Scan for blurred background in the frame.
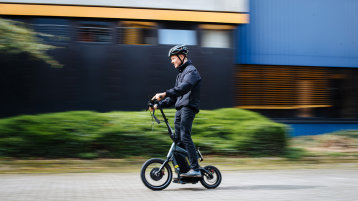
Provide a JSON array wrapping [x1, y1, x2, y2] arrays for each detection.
[[0, 0, 357, 138]]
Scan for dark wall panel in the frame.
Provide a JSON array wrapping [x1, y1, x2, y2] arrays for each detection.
[[0, 44, 235, 117]]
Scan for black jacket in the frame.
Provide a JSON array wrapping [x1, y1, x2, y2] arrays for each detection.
[[160, 60, 201, 113]]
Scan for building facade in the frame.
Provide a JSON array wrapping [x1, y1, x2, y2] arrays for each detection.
[[0, 0, 248, 116], [236, 0, 358, 135], [2, 0, 357, 136]]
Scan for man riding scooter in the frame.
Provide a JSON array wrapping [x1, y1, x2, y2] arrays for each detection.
[[150, 45, 202, 177]]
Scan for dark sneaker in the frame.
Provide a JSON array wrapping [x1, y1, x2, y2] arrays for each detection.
[[181, 169, 201, 177]]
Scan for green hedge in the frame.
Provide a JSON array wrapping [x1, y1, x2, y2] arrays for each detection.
[[0, 108, 288, 158]]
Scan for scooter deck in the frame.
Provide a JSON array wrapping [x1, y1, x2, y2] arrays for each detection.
[[173, 176, 201, 184]]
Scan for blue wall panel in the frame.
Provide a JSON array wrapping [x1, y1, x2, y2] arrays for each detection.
[[288, 124, 358, 136], [238, 0, 358, 68]]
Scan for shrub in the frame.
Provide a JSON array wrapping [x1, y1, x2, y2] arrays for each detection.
[[0, 111, 109, 157], [192, 108, 288, 156], [233, 121, 288, 155], [0, 108, 288, 158]]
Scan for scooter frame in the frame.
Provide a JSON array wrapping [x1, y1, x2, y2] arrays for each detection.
[[141, 100, 221, 190]]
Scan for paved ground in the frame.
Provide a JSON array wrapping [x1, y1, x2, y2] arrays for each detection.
[[0, 169, 357, 201]]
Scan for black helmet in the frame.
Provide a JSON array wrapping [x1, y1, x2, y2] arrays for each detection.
[[168, 45, 189, 57]]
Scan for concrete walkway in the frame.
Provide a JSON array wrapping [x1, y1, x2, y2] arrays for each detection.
[[0, 169, 357, 201]]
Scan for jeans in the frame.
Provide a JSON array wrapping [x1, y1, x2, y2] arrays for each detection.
[[174, 107, 199, 171]]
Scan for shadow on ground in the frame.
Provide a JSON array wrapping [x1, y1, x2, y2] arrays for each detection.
[[166, 185, 322, 191]]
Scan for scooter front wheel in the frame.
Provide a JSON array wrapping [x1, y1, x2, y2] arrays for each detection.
[[200, 165, 222, 189], [141, 158, 172, 191]]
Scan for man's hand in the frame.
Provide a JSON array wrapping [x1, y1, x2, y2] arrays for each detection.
[[152, 92, 166, 101], [148, 104, 158, 112]]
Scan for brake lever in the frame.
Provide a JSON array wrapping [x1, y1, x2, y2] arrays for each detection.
[[149, 107, 160, 124], [148, 99, 161, 124], [152, 113, 161, 124]]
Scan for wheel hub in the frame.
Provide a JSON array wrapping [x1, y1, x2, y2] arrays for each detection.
[[150, 168, 164, 181]]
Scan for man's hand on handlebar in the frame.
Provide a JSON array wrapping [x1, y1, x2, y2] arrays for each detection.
[[148, 104, 158, 112], [149, 92, 166, 111], [151, 92, 166, 101]]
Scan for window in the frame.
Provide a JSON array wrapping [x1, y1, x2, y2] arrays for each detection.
[[32, 18, 70, 42], [77, 21, 112, 43], [237, 66, 358, 119], [201, 30, 231, 48], [117, 21, 156, 45], [158, 29, 197, 45], [199, 24, 235, 48], [236, 65, 333, 118]]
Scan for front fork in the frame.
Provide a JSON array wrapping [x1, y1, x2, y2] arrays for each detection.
[[154, 158, 171, 176], [154, 143, 175, 175]]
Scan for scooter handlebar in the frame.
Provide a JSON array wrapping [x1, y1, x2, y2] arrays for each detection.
[[148, 99, 160, 110]]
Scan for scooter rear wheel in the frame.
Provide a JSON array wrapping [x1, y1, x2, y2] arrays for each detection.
[[141, 158, 172, 191], [200, 165, 222, 189]]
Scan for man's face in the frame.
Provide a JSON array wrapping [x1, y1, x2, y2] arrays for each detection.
[[170, 55, 184, 68]]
